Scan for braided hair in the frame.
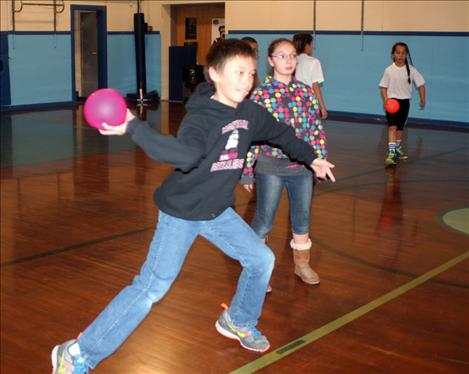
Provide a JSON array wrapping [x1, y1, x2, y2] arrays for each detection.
[[391, 42, 412, 84]]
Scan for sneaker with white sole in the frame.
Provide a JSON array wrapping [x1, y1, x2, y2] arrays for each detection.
[[395, 146, 408, 160], [215, 306, 270, 352], [51, 339, 89, 374]]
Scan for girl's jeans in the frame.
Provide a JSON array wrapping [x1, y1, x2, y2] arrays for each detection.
[[251, 173, 313, 239], [77, 207, 274, 369]]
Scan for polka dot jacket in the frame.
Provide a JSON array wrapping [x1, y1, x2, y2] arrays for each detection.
[[242, 76, 327, 181]]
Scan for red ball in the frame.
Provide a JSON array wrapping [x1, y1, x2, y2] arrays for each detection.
[[83, 88, 127, 130], [385, 99, 400, 114]]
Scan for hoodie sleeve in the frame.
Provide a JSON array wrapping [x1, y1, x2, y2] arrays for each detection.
[[249, 103, 317, 167], [127, 116, 205, 172], [240, 85, 266, 184]]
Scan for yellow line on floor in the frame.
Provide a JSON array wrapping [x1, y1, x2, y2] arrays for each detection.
[[230, 250, 469, 374]]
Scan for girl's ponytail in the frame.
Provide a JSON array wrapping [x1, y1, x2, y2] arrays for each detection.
[[405, 58, 411, 84]]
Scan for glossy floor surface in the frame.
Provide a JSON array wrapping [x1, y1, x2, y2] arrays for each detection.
[[1, 103, 468, 373]]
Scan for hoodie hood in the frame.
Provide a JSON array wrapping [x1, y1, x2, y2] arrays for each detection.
[[185, 82, 238, 118]]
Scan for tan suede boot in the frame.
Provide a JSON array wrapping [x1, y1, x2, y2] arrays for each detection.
[[291, 239, 320, 285]]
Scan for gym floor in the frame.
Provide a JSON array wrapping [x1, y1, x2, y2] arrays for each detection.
[[1, 103, 468, 373]]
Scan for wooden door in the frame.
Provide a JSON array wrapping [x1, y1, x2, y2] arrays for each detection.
[[173, 3, 225, 65]]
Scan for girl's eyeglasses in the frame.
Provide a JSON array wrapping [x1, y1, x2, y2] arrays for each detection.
[[271, 53, 297, 60]]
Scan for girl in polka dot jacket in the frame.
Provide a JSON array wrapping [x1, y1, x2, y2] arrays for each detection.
[[241, 38, 328, 288]]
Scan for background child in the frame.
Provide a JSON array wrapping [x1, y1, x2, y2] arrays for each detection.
[[293, 33, 328, 120], [379, 42, 426, 166], [241, 38, 327, 287], [241, 36, 260, 94], [51, 39, 335, 373]]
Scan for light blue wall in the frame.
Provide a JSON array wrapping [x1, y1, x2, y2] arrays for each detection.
[[7, 33, 73, 106], [107, 32, 161, 96], [4, 31, 161, 108], [230, 32, 469, 125]]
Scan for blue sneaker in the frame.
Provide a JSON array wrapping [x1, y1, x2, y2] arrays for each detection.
[[51, 339, 89, 374], [215, 306, 270, 352]]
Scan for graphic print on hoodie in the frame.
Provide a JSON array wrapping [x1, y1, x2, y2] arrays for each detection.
[[211, 119, 249, 171]]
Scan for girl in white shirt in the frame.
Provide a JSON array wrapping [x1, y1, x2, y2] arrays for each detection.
[[380, 42, 426, 166], [293, 33, 328, 119]]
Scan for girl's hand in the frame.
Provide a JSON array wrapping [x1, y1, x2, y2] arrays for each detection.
[[383, 98, 390, 112], [311, 158, 336, 182], [99, 109, 135, 136], [242, 184, 254, 193], [420, 98, 426, 109], [321, 108, 328, 120]]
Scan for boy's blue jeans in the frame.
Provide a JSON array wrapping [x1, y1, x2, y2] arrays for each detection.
[[251, 173, 313, 239], [77, 207, 274, 369]]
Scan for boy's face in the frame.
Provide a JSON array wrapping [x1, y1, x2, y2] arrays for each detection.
[[209, 55, 256, 108]]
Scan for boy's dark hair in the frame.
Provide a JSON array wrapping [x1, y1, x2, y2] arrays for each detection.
[[241, 36, 257, 44], [392, 42, 412, 84], [293, 33, 313, 54], [204, 39, 256, 84]]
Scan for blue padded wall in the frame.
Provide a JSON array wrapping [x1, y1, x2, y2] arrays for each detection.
[[230, 32, 469, 126]]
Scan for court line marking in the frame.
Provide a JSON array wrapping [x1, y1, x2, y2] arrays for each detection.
[[0, 227, 151, 268], [229, 250, 469, 374], [440, 207, 469, 236]]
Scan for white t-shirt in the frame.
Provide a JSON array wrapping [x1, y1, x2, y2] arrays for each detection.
[[295, 53, 324, 87], [379, 62, 425, 99]]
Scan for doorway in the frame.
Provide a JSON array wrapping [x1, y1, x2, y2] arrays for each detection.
[[171, 3, 225, 65], [168, 3, 224, 100], [71, 5, 107, 100]]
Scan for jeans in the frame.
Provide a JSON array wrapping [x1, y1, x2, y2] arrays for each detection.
[[251, 173, 313, 239], [77, 207, 274, 369]]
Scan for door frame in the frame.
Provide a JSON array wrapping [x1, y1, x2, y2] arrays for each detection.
[[70, 5, 107, 101]]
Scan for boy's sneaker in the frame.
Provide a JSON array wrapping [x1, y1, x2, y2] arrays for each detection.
[[385, 152, 397, 166], [395, 147, 408, 160], [215, 307, 270, 352], [51, 339, 89, 374]]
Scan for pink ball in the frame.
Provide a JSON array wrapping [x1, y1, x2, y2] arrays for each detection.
[[83, 88, 127, 130]]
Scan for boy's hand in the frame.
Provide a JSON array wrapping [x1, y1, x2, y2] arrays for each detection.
[[311, 158, 336, 182], [99, 109, 135, 136]]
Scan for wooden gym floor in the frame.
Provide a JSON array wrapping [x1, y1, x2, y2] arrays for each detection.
[[1, 102, 468, 373]]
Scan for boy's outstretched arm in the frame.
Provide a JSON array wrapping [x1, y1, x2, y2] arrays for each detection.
[[311, 158, 335, 182], [251, 103, 336, 182], [99, 109, 204, 172]]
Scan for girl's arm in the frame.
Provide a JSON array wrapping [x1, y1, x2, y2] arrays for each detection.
[[240, 145, 260, 191], [312, 82, 328, 119], [380, 87, 389, 111], [418, 85, 426, 109]]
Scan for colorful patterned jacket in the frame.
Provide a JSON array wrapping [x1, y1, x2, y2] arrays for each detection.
[[241, 76, 327, 182]]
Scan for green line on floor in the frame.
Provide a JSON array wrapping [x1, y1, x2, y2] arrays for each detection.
[[230, 250, 469, 374]]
